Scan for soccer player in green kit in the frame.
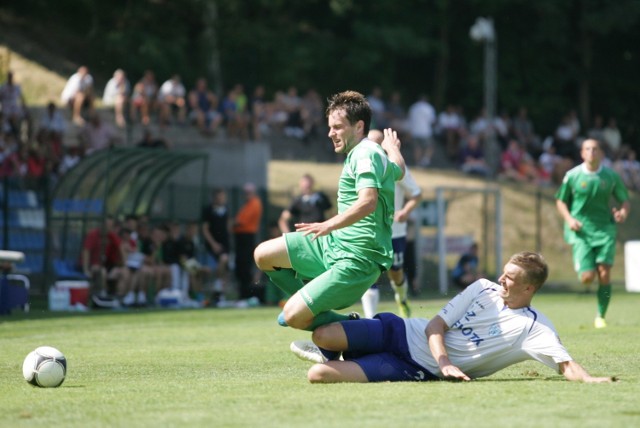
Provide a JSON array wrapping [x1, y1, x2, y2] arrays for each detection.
[[555, 138, 630, 328], [254, 90, 405, 334]]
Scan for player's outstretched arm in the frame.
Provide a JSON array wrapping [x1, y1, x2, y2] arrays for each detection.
[[426, 315, 471, 381], [381, 128, 405, 179], [559, 360, 615, 383]]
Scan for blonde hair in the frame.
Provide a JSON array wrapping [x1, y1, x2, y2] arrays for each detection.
[[508, 252, 548, 291]]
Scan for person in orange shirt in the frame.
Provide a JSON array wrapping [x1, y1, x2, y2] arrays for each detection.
[[233, 183, 263, 301]]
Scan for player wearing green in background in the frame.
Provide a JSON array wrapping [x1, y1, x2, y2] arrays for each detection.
[[254, 90, 405, 335], [555, 138, 630, 329]]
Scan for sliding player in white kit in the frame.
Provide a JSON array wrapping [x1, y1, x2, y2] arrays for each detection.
[[293, 252, 613, 384]]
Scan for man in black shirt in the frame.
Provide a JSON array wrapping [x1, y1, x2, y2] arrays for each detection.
[[277, 174, 332, 233]]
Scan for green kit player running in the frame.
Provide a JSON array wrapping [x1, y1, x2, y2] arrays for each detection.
[[555, 138, 630, 329], [254, 90, 405, 332]]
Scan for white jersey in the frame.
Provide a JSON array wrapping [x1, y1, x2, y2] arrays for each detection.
[[404, 279, 572, 379], [391, 167, 421, 238]]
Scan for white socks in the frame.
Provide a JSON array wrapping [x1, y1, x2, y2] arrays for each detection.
[[361, 287, 380, 319]]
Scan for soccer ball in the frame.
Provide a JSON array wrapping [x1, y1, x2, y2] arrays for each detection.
[[22, 346, 67, 388]]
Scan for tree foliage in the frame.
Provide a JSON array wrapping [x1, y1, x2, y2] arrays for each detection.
[[3, 0, 639, 144]]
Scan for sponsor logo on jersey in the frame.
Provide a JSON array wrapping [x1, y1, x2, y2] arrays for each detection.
[[488, 323, 502, 337]]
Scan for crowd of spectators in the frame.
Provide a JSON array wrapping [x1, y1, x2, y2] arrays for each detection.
[[363, 88, 639, 190], [80, 181, 267, 309], [2, 67, 640, 192]]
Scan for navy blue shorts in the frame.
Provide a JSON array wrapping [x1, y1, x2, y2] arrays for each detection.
[[341, 312, 438, 382], [390, 237, 407, 271]]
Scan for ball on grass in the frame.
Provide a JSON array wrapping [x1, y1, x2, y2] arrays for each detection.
[[22, 346, 67, 388]]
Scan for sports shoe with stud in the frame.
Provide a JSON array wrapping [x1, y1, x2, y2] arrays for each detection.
[[348, 312, 361, 320], [290, 340, 327, 364], [594, 316, 607, 329]]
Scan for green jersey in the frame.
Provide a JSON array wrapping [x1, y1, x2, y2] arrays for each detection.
[[333, 138, 403, 269], [555, 163, 629, 246]]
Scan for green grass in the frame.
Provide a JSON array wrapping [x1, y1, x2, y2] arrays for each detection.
[[2, 289, 640, 428]]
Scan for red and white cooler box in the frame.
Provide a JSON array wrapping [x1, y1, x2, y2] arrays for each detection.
[[49, 281, 90, 311]]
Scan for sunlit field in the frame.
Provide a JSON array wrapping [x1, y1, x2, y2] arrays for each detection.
[[2, 288, 639, 428]]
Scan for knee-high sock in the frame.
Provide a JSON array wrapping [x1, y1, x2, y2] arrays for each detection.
[[597, 284, 612, 318], [304, 311, 351, 331], [361, 287, 379, 319], [264, 268, 303, 296]]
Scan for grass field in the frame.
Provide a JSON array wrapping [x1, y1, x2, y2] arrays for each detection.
[[2, 288, 640, 428]]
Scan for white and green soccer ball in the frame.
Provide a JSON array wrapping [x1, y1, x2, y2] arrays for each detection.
[[22, 346, 67, 388]]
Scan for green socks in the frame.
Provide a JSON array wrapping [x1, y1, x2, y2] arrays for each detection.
[[304, 311, 351, 331], [265, 268, 303, 296], [597, 284, 612, 318]]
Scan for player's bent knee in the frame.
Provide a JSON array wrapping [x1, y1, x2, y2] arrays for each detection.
[[311, 325, 336, 349], [307, 364, 331, 383], [581, 271, 596, 284]]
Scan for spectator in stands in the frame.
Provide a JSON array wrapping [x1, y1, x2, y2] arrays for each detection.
[[25, 144, 49, 188], [437, 104, 465, 161], [79, 113, 121, 155], [408, 94, 436, 167], [493, 110, 512, 150], [130, 70, 158, 126], [162, 222, 195, 305], [202, 188, 232, 305], [499, 139, 540, 183], [221, 87, 240, 139], [511, 107, 540, 157], [102, 69, 130, 128], [553, 113, 579, 161], [469, 108, 492, 141], [537, 144, 565, 186], [250, 84, 269, 141], [282, 86, 304, 140], [179, 221, 209, 303], [81, 216, 130, 306], [613, 145, 640, 192], [459, 134, 490, 177], [300, 88, 324, 143], [0, 143, 27, 179], [233, 182, 263, 301], [367, 87, 387, 129], [139, 223, 172, 295], [385, 91, 407, 137], [587, 115, 606, 146], [451, 242, 482, 289], [602, 117, 622, 159], [61, 66, 94, 126], [0, 71, 30, 139], [120, 227, 146, 307], [158, 74, 187, 127], [37, 102, 67, 166], [278, 173, 332, 233], [188, 77, 223, 135], [58, 145, 83, 176], [136, 128, 169, 149], [267, 90, 290, 134]]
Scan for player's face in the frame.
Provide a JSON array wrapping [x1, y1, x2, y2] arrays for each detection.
[[581, 139, 602, 165], [498, 263, 532, 305], [328, 109, 363, 154]]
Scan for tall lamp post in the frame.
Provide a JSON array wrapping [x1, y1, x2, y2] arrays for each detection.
[[470, 17, 499, 176]]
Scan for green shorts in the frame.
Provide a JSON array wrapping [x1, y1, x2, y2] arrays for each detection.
[[572, 237, 616, 275], [285, 231, 382, 315]]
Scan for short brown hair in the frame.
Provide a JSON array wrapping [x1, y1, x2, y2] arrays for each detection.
[[326, 90, 371, 135], [508, 251, 548, 291]]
